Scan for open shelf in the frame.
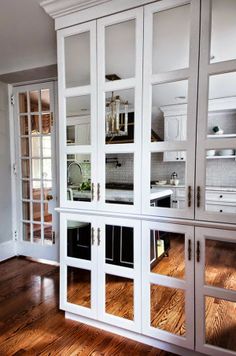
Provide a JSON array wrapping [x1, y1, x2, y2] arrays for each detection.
[[207, 134, 236, 139], [207, 155, 236, 160]]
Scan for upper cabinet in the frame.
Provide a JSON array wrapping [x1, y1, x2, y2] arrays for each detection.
[[142, 0, 200, 219], [56, 0, 236, 224], [58, 9, 143, 214]]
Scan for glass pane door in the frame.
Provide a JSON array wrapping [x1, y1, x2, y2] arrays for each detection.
[[142, 0, 200, 219], [142, 221, 194, 349], [196, 0, 236, 224], [15, 83, 57, 261], [97, 8, 143, 214], [195, 227, 236, 355], [58, 21, 97, 209], [97, 217, 141, 332]]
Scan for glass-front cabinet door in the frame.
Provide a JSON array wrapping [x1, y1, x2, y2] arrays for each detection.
[[58, 21, 97, 210], [96, 8, 143, 213], [195, 227, 236, 355], [97, 217, 141, 332], [196, 0, 236, 224], [142, 0, 200, 219], [60, 213, 98, 319], [142, 221, 194, 349]]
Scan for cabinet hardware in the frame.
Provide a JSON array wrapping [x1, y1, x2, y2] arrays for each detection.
[[181, 157, 184, 160], [91, 183, 94, 201], [188, 186, 191, 207], [97, 227, 101, 246], [97, 183, 100, 201], [220, 209, 223, 213], [52, 231, 56, 244], [47, 194, 53, 201], [196, 241, 200, 262], [91, 227, 95, 245], [219, 195, 223, 198], [176, 157, 179, 160], [197, 186, 201, 208], [188, 239, 192, 261]]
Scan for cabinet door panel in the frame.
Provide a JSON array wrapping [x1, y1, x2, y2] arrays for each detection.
[[58, 21, 97, 210], [97, 8, 143, 214], [142, 221, 194, 349], [60, 214, 98, 319], [196, 0, 236, 224], [97, 217, 141, 332], [142, 0, 200, 219], [195, 227, 236, 355]]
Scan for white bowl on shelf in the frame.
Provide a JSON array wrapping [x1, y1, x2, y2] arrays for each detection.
[[155, 180, 167, 185], [207, 150, 215, 157], [218, 149, 234, 156]]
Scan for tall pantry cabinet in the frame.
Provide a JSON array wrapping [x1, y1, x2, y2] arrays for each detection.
[[41, 0, 236, 355]]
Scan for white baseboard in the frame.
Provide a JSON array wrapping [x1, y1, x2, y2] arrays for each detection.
[[0, 240, 16, 262]]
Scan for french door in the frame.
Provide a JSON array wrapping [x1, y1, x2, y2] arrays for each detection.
[[13, 82, 58, 262]]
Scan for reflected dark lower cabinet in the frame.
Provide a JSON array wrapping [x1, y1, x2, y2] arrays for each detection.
[[106, 225, 134, 268]]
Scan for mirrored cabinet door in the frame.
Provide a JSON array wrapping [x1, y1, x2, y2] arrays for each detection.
[[60, 214, 97, 318], [97, 8, 143, 213], [142, 221, 194, 349], [142, 0, 200, 219], [58, 21, 97, 209], [195, 228, 236, 356], [97, 217, 141, 332], [196, 0, 236, 224]]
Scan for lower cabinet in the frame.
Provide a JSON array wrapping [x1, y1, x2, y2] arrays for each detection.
[[60, 213, 236, 355], [60, 213, 141, 332]]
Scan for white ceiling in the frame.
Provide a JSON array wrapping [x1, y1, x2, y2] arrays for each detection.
[[0, 0, 57, 75]]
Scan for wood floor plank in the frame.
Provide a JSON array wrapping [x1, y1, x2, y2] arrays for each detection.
[[0, 258, 175, 356]]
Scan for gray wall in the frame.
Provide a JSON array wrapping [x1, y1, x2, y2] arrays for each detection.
[[0, 81, 12, 243]]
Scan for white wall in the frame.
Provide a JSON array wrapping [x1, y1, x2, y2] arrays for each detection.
[[0, 81, 12, 244]]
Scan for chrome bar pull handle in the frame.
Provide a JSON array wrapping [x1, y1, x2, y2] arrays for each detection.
[[91, 182, 94, 201], [91, 227, 95, 245], [97, 227, 101, 246], [97, 183, 100, 201], [188, 239, 192, 261], [197, 186, 201, 208], [188, 186, 192, 207], [196, 241, 200, 262]]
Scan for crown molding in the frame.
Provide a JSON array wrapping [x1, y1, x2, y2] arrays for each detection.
[[40, 0, 112, 19]]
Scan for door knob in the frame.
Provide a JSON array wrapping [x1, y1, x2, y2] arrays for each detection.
[[47, 194, 53, 201]]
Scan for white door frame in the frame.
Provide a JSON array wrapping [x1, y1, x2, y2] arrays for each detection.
[[11, 81, 59, 262]]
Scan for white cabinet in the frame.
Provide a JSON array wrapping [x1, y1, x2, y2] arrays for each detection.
[[42, 0, 236, 354], [162, 110, 187, 162], [61, 213, 141, 332]]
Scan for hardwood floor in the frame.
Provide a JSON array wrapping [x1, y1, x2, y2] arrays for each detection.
[[0, 257, 175, 356]]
